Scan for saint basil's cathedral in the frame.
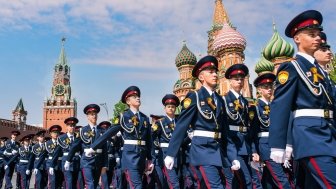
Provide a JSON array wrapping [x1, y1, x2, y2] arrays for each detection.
[[173, 0, 295, 101]]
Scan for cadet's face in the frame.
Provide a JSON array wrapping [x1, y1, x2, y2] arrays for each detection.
[[87, 111, 98, 125], [11, 134, 17, 140], [67, 125, 75, 133], [23, 140, 29, 146], [257, 83, 274, 99], [199, 69, 218, 89], [164, 104, 176, 116], [50, 132, 59, 139], [126, 95, 141, 108], [294, 29, 321, 54], [314, 47, 332, 65], [37, 136, 44, 142], [230, 75, 244, 92]]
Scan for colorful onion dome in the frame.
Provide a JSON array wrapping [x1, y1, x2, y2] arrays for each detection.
[[213, 23, 246, 53], [255, 55, 275, 75], [263, 26, 294, 61], [174, 79, 182, 90], [173, 79, 195, 91], [175, 42, 197, 67]]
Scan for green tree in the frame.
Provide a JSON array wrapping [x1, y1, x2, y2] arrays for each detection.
[[329, 53, 336, 82], [112, 101, 128, 122]]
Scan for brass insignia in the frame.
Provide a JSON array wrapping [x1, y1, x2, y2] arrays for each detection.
[[75, 133, 80, 138], [169, 123, 175, 130], [85, 131, 95, 137], [183, 98, 191, 109], [278, 71, 289, 85], [249, 111, 255, 120], [207, 97, 216, 110], [310, 67, 323, 83], [234, 100, 242, 111], [152, 124, 158, 131], [144, 121, 147, 126], [131, 116, 139, 126], [264, 105, 270, 115], [65, 138, 70, 145]]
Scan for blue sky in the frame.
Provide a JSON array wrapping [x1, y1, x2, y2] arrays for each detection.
[[0, 0, 335, 126]]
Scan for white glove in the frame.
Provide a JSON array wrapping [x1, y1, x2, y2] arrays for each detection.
[[164, 156, 174, 170], [270, 148, 285, 163], [283, 159, 291, 169], [188, 132, 194, 140], [116, 131, 122, 137], [84, 148, 95, 157], [116, 157, 120, 165], [64, 161, 70, 171], [25, 170, 30, 175], [231, 160, 240, 171], [4, 165, 8, 170], [33, 169, 38, 175], [12, 150, 18, 155], [285, 145, 293, 160], [49, 167, 54, 175]]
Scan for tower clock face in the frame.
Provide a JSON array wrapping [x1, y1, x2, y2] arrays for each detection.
[[54, 84, 65, 95]]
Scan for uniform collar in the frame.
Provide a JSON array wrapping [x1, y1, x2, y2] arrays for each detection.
[[203, 85, 215, 96], [67, 132, 73, 137], [165, 114, 174, 122], [297, 52, 315, 65], [130, 108, 140, 115], [89, 124, 97, 130], [259, 98, 270, 105], [230, 89, 242, 99]]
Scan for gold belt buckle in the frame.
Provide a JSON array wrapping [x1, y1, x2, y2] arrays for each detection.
[[214, 132, 219, 139], [324, 110, 330, 118], [239, 126, 245, 132], [137, 140, 142, 145]]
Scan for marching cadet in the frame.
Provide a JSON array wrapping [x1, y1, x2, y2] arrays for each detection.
[[314, 31, 333, 72], [250, 73, 292, 188], [64, 104, 108, 189], [152, 94, 180, 189], [269, 10, 336, 188], [3, 130, 20, 189], [149, 114, 165, 189], [112, 130, 124, 189], [85, 87, 152, 189], [17, 135, 33, 189], [223, 64, 260, 189], [57, 117, 81, 189], [119, 86, 153, 188], [164, 55, 230, 189], [46, 125, 63, 189], [98, 121, 117, 189], [28, 130, 48, 189], [0, 137, 8, 189]]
